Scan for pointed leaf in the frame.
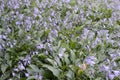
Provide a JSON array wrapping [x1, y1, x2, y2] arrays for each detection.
[[43, 65, 60, 77], [1, 64, 8, 73]]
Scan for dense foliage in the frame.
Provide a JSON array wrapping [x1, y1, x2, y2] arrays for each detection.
[[0, 0, 120, 80]]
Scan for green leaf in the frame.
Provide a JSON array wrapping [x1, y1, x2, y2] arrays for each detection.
[[57, 41, 62, 49], [64, 54, 70, 65], [27, 76, 37, 80], [30, 1, 36, 7], [18, 29, 24, 37], [29, 64, 40, 73], [69, 40, 76, 49], [0, 28, 6, 32], [5, 53, 10, 60], [43, 65, 60, 77], [46, 58, 54, 65], [69, 0, 77, 6], [61, 7, 69, 19], [26, 68, 34, 75], [0, 69, 11, 80], [20, 78, 27, 80], [1, 63, 8, 73], [8, 60, 12, 67], [44, 29, 50, 36], [95, 77, 103, 80], [66, 70, 74, 79], [55, 57, 62, 67], [70, 50, 76, 63], [116, 20, 120, 25]]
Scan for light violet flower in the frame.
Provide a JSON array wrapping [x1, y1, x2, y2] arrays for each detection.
[[108, 73, 115, 80], [100, 65, 110, 72], [112, 62, 117, 67], [109, 53, 117, 59], [47, 43, 53, 51], [14, 68, 19, 72], [51, 0, 57, 4], [8, 0, 21, 9], [51, 29, 58, 37], [24, 0, 30, 6], [19, 14, 24, 20], [18, 63, 25, 70], [34, 7, 39, 17], [113, 70, 120, 76], [36, 43, 44, 49], [62, 0, 70, 3], [7, 28, 11, 33], [12, 72, 16, 76], [84, 56, 97, 66], [25, 73, 30, 77], [16, 21, 21, 25], [0, 45, 2, 50]]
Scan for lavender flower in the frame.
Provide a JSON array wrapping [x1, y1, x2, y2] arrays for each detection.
[[84, 56, 97, 66], [0, 45, 2, 50], [12, 72, 16, 77], [34, 7, 39, 17], [24, 0, 30, 6], [7, 0, 22, 9], [113, 70, 120, 76], [36, 43, 44, 49], [25, 73, 30, 77], [19, 14, 24, 20], [109, 53, 118, 61], [63, 0, 70, 3], [108, 72, 115, 80], [35, 73, 43, 80], [18, 63, 25, 70], [14, 68, 19, 72], [51, 29, 58, 37], [100, 65, 110, 72]]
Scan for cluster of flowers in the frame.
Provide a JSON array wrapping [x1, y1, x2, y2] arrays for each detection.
[[0, 0, 120, 80]]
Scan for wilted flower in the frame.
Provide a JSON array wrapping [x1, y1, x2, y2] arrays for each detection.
[[80, 63, 87, 71]]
